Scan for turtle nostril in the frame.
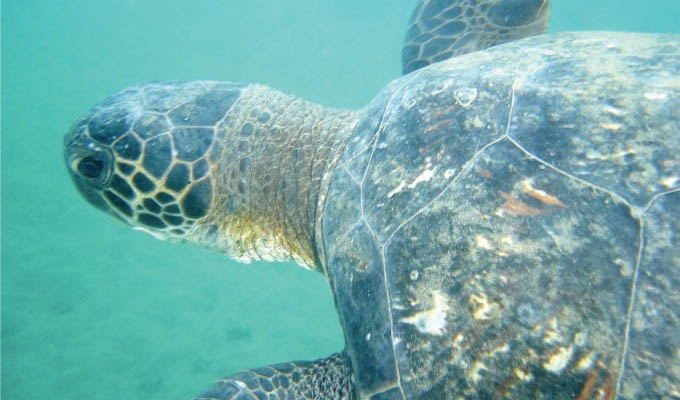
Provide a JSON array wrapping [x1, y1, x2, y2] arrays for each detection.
[[77, 156, 104, 179]]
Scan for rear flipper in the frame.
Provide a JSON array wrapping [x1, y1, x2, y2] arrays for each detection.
[[196, 352, 353, 400]]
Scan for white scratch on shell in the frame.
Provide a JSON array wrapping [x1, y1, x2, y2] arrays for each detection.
[[644, 91, 668, 100], [387, 181, 406, 198], [407, 166, 436, 189], [400, 290, 450, 335], [661, 176, 678, 188], [386, 160, 437, 198]]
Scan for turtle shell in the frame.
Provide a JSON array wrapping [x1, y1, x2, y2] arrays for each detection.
[[321, 32, 680, 399]]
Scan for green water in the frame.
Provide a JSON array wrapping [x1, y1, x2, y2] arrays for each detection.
[[1, 1, 677, 399]]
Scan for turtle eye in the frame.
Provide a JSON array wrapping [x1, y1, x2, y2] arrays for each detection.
[[77, 155, 105, 179]]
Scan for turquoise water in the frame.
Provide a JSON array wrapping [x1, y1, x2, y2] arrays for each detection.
[[1, 1, 677, 399]]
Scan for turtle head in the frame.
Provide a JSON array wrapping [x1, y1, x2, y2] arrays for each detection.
[[64, 81, 243, 242], [65, 80, 353, 270]]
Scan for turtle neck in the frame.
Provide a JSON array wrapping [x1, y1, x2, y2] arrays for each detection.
[[196, 84, 360, 270]]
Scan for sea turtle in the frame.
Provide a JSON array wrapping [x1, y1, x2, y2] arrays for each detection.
[[63, 0, 680, 398]]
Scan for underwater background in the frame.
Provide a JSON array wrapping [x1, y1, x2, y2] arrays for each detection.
[[1, 1, 677, 399]]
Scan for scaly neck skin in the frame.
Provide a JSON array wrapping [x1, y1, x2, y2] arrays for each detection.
[[199, 84, 359, 270]]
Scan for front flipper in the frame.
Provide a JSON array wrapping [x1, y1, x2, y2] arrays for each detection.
[[196, 352, 353, 400], [402, 0, 551, 73]]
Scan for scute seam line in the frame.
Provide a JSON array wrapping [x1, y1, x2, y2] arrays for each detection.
[[363, 381, 401, 398], [343, 165, 362, 186], [359, 75, 422, 400], [615, 187, 680, 398], [382, 76, 524, 247], [505, 136, 637, 210]]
